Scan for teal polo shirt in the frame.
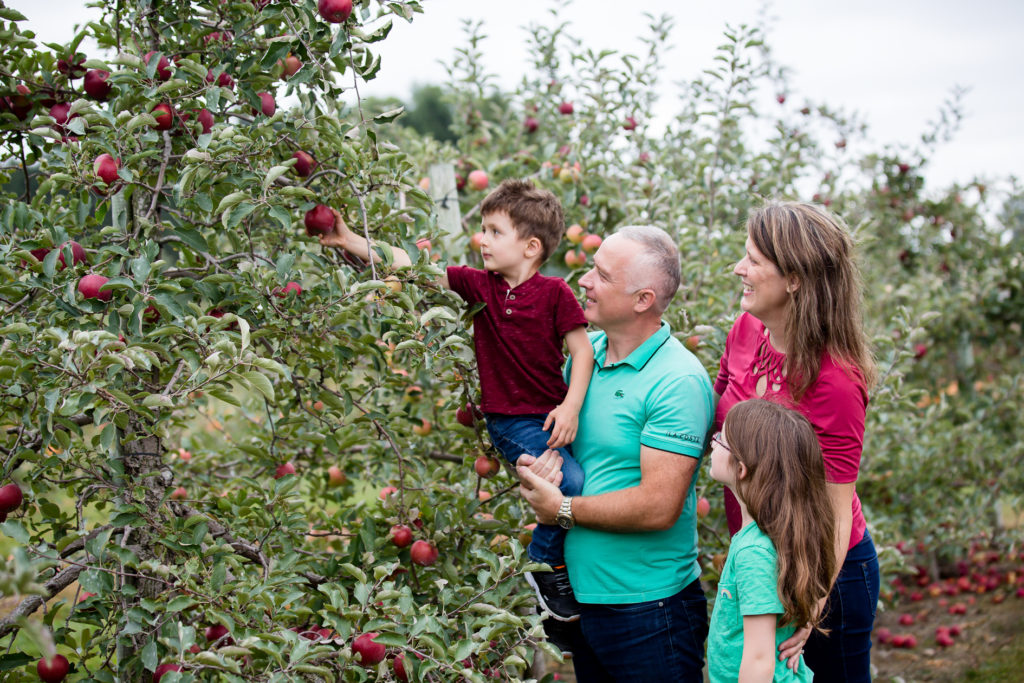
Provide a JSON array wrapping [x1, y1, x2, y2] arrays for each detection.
[[564, 322, 714, 604]]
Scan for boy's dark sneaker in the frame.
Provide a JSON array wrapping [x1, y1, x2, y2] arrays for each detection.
[[540, 609, 578, 658], [526, 565, 581, 622]]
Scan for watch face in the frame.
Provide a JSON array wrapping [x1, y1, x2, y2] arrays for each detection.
[[557, 517, 573, 530]]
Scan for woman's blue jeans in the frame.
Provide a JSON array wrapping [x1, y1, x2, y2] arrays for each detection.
[[485, 412, 584, 566], [804, 528, 880, 682]]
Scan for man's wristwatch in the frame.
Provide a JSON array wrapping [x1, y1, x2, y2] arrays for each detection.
[[555, 496, 575, 530]]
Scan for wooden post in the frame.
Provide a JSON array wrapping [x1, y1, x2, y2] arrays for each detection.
[[428, 162, 462, 249]]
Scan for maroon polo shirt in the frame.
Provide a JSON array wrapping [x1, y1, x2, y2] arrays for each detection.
[[447, 266, 587, 414]]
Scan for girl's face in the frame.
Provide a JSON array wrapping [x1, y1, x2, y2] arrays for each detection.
[[709, 430, 740, 488]]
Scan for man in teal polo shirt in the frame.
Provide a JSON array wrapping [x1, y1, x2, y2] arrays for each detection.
[[519, 225, 714, 681]]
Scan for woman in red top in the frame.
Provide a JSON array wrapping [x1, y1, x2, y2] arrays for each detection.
[[715, 202, 878, 682]]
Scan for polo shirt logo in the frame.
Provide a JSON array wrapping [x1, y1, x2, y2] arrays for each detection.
[[613, 389, 625, 399], [666, 432, 703, 444]]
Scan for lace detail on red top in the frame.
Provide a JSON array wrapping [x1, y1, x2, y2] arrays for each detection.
[[751, 327, 787, 397]]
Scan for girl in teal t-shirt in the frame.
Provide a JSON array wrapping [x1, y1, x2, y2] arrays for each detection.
[[707, 399, 837, 682]]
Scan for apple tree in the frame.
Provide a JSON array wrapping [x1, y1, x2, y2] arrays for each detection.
[[1, 1, 555, 681]]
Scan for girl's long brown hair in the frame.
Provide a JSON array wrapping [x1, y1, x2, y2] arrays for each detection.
[[725, 399, 836, 631], [747, 202, 877, 401]]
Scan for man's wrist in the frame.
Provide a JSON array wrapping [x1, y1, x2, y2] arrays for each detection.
[[555, 496, 575, 529]]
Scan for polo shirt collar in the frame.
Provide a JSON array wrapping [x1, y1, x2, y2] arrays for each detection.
[[596, 321, 672, 370]]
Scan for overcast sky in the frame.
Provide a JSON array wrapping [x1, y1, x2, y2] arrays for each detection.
[[8, 0, 1023, 194]]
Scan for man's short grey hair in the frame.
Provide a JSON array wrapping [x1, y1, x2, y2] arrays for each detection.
[[616, 225, 681, 314]]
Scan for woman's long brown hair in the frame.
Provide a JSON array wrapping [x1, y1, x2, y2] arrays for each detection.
[[725, 399, 836, 630], [746, 202, 877, 401]]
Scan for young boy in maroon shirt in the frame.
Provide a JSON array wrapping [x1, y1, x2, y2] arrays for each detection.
[[320, 179, 593, 623]]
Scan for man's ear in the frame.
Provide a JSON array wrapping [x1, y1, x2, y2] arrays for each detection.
[[632, 287, 657, 314]]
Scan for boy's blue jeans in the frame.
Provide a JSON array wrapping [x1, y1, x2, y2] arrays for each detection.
[[484, 412, 584, 566]]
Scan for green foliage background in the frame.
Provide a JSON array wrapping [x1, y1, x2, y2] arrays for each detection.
[[0, 1, 1021, 681]]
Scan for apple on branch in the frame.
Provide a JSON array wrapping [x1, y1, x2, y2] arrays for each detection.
[[83, 69, 112, 101], [318, 0, 353, 23]]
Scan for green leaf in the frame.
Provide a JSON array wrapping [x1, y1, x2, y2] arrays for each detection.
[[263, 165, 291, 190], [0, 8, 29, 20], [269, 205, 293, 231], [173, 227, 209, 254], [374, 107, 404, 123], [216, 191, 248, 214], [242, 371, 275, 402], [141, 640, 158, 672]]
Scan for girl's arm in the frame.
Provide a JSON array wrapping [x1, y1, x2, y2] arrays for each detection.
[[544, 326, 594, 448], [739, 614, 778, 683]]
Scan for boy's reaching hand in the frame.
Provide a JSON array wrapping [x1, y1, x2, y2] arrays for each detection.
[[543, 403, 579, 449], [318, 209, 355, 250]]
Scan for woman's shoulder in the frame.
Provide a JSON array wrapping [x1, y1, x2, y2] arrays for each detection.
[[809, 354, 868, 405]]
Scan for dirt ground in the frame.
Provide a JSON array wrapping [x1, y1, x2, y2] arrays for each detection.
[[546, 565, 1024, 683]]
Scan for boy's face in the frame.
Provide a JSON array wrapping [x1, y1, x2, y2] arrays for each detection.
[[479, 211, 537, 274]]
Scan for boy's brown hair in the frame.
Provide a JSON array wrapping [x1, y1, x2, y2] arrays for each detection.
[[479, 179, 565, 262]]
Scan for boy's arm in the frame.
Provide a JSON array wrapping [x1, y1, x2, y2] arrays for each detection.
[[738, 614, 778, 683], [543, 326, 594, 448], [320, 210, 451, 288]]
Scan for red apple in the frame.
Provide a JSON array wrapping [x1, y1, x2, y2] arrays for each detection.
[[581, 234, 602, 254], [563, 249, 585, 268], [684, 336, 700, 352], [7, 84, 33, 120], [410, 540, 438, 566], [875, 627, 892, 644], [78, 274, 112, 301], [57, 54, 86, 78], [83, 69, 112, 101], [352, 632, 386, 666], [390, 524, 413, 548], [143, 51, 172, 81], [49, 102, 73, 128], [622, 116, 637, 131], [0, 482, 23, 513], [474, 456, 500, 479], [304, 204, 333, 236], [469, 232, 483, 252], [327, 465, 346, 487], [281, 55, 303, 78], [467, 169, 489, 191], [292, 151, 317, 178], [558, 101, 574, 115], [898, 613, 914, 626], [193, 108, 214, 134], [379, 485, 398, 500], [204, 624, 233, 646], [151, 103, 174, 131], [153, 663, 182, 682], [93, 153, 120, 185], [274, 282, 302, 297], [776, 94, 786, 104], [169, 486, 187, 501], [37, 654, 70, 682], [275, 462, 296, 479], [256, 92, 276, 117], [456, 403, 481, 428], [524, 116, 539, 133], [393, 653, 409, 682], [412, 419, 432, 437], [56, 242, 88, 269], [565, 224, 584, 244], [579, 194, 590, 206], [696, 496, 710, 518]]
